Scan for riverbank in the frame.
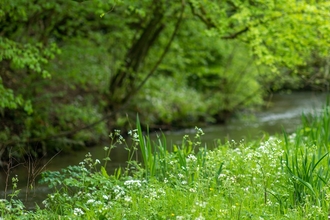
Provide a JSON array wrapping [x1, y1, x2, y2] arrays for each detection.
[[2, 104, 330, 219], [0, 91, 328, 210]]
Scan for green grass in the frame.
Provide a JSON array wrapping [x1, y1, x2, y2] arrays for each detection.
[[2, 106, 330, 219]]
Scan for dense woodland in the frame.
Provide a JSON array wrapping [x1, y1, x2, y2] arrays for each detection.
[[1, 0, 330, 162]]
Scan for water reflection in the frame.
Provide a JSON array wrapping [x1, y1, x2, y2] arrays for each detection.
[[160, 92, 327, 147]]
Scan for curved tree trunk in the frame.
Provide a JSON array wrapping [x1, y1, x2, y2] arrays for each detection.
[[108, 2, 165, 112]]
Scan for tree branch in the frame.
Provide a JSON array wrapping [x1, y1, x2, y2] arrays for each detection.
[[188, 1, 216, 28], [123, 0, 186, 102], [3, 1, 186, 147], [221, 27, 249, 39]]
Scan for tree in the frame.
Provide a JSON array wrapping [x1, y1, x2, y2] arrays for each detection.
[[103, 0, 330, 119]]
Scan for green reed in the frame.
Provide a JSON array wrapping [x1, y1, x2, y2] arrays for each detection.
[[282, 104, 330, 207]]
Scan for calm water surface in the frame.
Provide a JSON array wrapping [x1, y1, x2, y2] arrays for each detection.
[[0, 91, 328, 209]]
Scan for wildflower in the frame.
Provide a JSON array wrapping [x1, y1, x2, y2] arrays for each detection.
[[87, 199, 95, 204], [12, 175, 18, 188], [73, 208, 84, 216], [195, 214, 205, 220], [196, 201, 207, 208], [149, 190, 158, 200], [218, 173, 226, 178], [85, 193, 92, 198], [114, 129, 120, 135], [219, 209, 227, 214], [95, 201, 102, 206], [189, 188, 196, 193], [133, 132, 139, 140], [85, 152, 92, 158], [157, 188, 166, 195], [113, 185, 123, 193], [42, 199, 49, 208], [187, 154, 197, 162], [124, 179, 142, 188], [118, 135, 124, 144], [124, 196, 132, 203], [103, 195, 109, 200], [195, 126, 205, 136], [113, 185, 125, 199]]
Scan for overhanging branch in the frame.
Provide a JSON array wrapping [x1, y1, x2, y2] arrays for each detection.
[[123, 0, 186, 102], [3, 0, 186, 147], [188, 1, 216, 28], [221, 27, 249, 39]]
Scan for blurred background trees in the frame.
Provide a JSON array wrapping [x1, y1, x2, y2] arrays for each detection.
[[1, 0, 329, 162]]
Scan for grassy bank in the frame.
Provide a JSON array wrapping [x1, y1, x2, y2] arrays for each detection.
[[2, 106, 330, 219]]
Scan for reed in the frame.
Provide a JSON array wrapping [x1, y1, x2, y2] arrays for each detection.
[[282, 103, 330, 207]]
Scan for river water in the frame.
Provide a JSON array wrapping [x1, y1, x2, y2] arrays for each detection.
[[0, 91, 328, 209]]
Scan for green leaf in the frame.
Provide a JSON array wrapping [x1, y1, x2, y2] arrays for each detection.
[[100, 166, 109, 178]]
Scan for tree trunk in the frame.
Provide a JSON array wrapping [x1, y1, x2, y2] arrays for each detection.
[[108, 3, 165, 112]]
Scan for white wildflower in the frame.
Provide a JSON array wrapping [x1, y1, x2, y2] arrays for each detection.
[[124, 179, 142, 188], [87, 199, 95, 204], [42, 199, 49, 208], [124, 196, 132, 203], [73, 208, 84, 216], [195, 214, 205, 220], [187, 154, 197, 162], [189, 188, 196, 193]]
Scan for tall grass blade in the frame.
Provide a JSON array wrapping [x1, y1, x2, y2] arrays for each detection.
[[136, 115, 154, 178]]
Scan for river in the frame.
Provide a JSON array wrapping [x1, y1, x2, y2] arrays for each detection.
[[0, 91, 328, 209]]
